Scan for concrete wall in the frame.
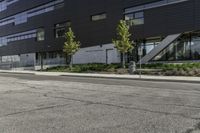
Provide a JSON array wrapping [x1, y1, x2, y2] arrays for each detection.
[[73, 44, 120, 64], [20, 53, 35, 66], [1, 55, 20, 62], [0, 44, 121, 70]]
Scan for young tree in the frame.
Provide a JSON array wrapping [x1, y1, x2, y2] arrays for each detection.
[[63, 27, 80, 68], [112, 20, 134, 68]]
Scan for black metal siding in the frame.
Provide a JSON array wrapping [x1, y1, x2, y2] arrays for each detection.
[[0, 0, 199, 56]]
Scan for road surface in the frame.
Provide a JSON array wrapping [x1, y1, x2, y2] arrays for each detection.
[[0, 73, 200, 133]]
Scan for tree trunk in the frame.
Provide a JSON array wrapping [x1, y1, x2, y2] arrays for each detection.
[[70, 55, 73, 70], [122, 53, 126, 68], [65, 56, 68, 65], [65, 55, 71, 66], [41, 53, 44, 70]]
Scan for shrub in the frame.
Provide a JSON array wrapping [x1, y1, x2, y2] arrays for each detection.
[[44, 62, 200, 76], [45, 63, 121, 73]]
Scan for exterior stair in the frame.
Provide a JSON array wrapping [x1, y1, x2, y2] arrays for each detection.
[[139, 33, 181, 64]]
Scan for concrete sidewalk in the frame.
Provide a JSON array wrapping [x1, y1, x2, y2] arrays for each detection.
[[0, 69, 200, 83]]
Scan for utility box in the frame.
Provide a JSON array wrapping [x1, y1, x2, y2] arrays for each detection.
[[129, 61, 136, 74]]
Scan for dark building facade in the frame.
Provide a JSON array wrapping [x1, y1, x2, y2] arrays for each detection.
[[0, 0, 199, 69]]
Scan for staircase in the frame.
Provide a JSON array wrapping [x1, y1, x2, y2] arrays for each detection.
[[139, 33, 181, 64]]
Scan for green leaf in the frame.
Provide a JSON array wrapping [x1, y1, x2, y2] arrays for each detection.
[[63, 27, 80, 56], [112, 20, 135, 54]]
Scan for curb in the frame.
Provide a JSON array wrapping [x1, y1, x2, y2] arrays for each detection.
[[0, 71, 200, 84], [60, 74, 200, 84], [0, 71, 35, 75]]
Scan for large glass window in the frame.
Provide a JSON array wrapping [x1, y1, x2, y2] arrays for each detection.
[[137, 39, 160, 57], [145, 41, 159, 54], [152, 33, 200, 62], [175, 39, 191, 60], [124, 0, 188, 25], [0, 1, 7, 11], [15, 13, 28, 25], [191, 36, 200, 60], [0, 0, 19, 12], [125, 11, 144, 25], [124, 0, 189, 13], [37, 29, 45, 41], [91, 13, 107, 21], [152, 42, 175, 61], [0, 29, 38, 47], [55, 21, 71, 38], [48, 52, 57, 59], [0, 0, 64, 27]]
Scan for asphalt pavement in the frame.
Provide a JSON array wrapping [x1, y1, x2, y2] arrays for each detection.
[[0, 73, 200, 133]]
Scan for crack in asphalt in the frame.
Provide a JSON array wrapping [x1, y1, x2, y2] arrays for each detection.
[[0, 103, 70, 118], [49, 96, 200, 121], [1, 74, 200, 133], [151, 103, 200, 109], [1, 81, 200, 122], [184, 121, 200, 133], [2, 84, 200, 122], [22, 83, 200, 105], [1, 93, 199, 122]]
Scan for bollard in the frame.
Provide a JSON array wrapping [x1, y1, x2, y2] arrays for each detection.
[[129, 61, 136, 74]]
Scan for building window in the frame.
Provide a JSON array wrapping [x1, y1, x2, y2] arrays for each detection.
[[0, 0, 64, 27], [15, 12, 28, 25], [125, 11, 144, 25], [152, 33, 200, 62], [124, 0, 188, 13], [0, 29, 39, 47], [54, 3, 65, 9], [37, 29, 45, 41], [91, 13, 107, 21], [55, 21, 71, 38], [137, 38, 160, 58], [0, 0, 19, 12], [48, 52, 57, 59], [191, 36, 200, 60]]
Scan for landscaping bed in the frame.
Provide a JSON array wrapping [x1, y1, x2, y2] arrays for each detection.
[[44, 63, 200, 77], [139, 63, 200, 76], [44, 64, 128, 74]]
